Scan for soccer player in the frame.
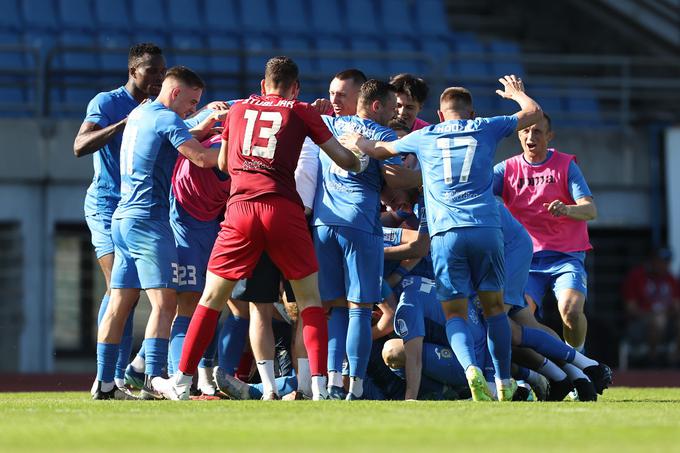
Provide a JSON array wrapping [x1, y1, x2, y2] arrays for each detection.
[[389, 73, 430, 131], [313, 79, 407, 400], [156, 56, 364, 401], [492, 114, 605, 383], [93, 66, 222, 400], [74, 43, 165, 394], [341, 75, 543, 401]]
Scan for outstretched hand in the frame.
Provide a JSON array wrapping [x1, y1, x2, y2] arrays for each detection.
[[543, 200, 569, 217], [495, 74, 525, 100], [338, 132, 364, 153], [311, 98, 333, 115], [205, 101, 231, 111]]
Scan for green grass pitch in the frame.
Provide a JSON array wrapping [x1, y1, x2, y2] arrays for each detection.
[[2, 388, 679, 452]]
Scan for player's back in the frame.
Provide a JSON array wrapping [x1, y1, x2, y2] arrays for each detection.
[[313, 115, 398, 235], [115, 101, 191, 220], [225, 94, 331, 207], [407, 115, 517, 235], [84, 86, 139, 216]]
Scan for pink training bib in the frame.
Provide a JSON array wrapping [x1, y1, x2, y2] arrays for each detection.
[[502, 149, 591, 253]]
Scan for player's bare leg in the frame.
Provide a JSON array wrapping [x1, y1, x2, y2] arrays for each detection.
[[98, 288, 140, 344], [557, 289, 587, 351], [289, 272, 330, 400], [478, 290, 515, 400], [249, 302, 279, 399]]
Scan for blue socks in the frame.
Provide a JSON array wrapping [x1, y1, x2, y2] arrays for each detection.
[[327, 307, 349, 373], [422, 342, 467, 388], [217, 314, 249, 374], [144, 338, 169, 378], [98, 293, 136, 380], [168, 316, 191, 376], [96, 342, 118, 383], [250, 375, 298, 399], [486, 312, 512, 380], [199, 321, 221, 369], [445, 317, 477, 371], [346, 307, 372, 379], [519, 326, 575, 363]]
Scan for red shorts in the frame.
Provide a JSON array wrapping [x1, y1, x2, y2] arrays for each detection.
[[208, 194, 318, 281]]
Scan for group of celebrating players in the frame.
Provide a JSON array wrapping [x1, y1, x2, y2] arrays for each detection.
[[74, 42, 612, 403]]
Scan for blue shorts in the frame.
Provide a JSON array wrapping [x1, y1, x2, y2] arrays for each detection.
[[503, 230, 533, 309], [430, 227, 505, 301], [525, 252, 588, 311], [313, 225, 383, 303], [110, 217, 178, 290], [85, 212, 114, 259], [170, 198, 220, 293], [395, 276, 447, 345]]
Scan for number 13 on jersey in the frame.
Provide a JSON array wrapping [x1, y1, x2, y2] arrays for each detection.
[[436, 137, 478, 184], [242, 109, 282, 159]]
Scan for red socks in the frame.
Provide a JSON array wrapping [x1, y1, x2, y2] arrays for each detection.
[[178, 305, 220, 375], [300, 306, 328, 376]]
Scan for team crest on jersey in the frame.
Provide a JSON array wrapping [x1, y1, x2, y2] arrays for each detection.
[[396, 319, 408, 337], [468, 307, 480, 325]]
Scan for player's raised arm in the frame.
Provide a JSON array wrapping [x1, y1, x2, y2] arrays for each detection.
[[495, 75, 542, 131], [177, 139, 219, 168], [339, 132, 400, 161], [317, 135, 365, 173], [189, 109, 228, 142]]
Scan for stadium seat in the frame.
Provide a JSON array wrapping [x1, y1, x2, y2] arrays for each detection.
[[414, 0, 450, 37], [385, 38, 424, 77], [315, 37, 349, 77], [168, 35, 208, 72], [420, 37, 451, 64], [167, 0, 203, 31], [273, 0, 309, 34], [57, 31, 98, 70], [131, 31, 168, 50], [93, 0, 132, 31], [533, 85, 564, 114], [0, 32, 28, 70], [276, 37, 315, 74], [23, 30, 57, 56], [97, 31, 131, 71], [350, 37, 385, 78], [309, 0, 344, 35], [57, 0, 96, 31], [243, 36, 274, 75], [344, 0, 379, 36], [0, 0, 22, 31], [206, 35, 241, 73], [203, 0, 239, 33], [565, 87, 601, 124], [378, 0, 414, 36], [239, 0, 275, 35], [454, 35, 490, 81], [488, 40, 525, 78], [131, 0, 168, 31], [21, 0, 59, 30], [466, 84, 497, 116]]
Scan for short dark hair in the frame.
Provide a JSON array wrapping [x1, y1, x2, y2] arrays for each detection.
[[358, 79, 396, 110], [390, 73, 429, 105], [265, 56, 299, 89], [439, 87, 473, 111], [332, 68, 367, 87], [165, 65, 205, 89], [542, 112, 552, 131], [128, 42, 163, 68]]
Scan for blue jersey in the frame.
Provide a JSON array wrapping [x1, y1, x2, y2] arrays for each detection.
[[498, 200, 526, 246], [114, 101, 193, 220], [313, 115, 399, 235], [83, 86, 139, 216], [392, 115, 518, 235]]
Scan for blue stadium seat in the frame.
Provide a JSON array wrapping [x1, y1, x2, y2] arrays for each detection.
[[203, 0, 239, 33], [209, 87, 243, 103], [93, 0, 131, 31], [168, 35, 208, 72], [57, 31, 98, 70], [421, 37, 451, 63], [0, 0, 22, 31], [24, 30, 56, 55], [206, 35, 241, 73], [131, 31, 167, 50], [345, 0, 379, 36], [488, 40, 525, 78], [310, 0, 344, 35], [454, 35, 490, 80], [385, 38, 424, 77], [168, 0, 203, 31], [378, 0, 414, 36], [315, 37, 349, 76], [243, 36, 274, 74], [239, 0, 274, 35], [21, 0, 59, 30], [565, 87, 601, 123], [0, 32, 27, 70], [350, 37, 385, 78], [533, 85, 564, 114], [57, 0, 95, 30], [467, 84, 497, 116], [414, 0, 449, 37], [131, 0, 168, 31], [97, 31, 131, 71], [273, 0, 308, 34], [277, 37, 315, 74]]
